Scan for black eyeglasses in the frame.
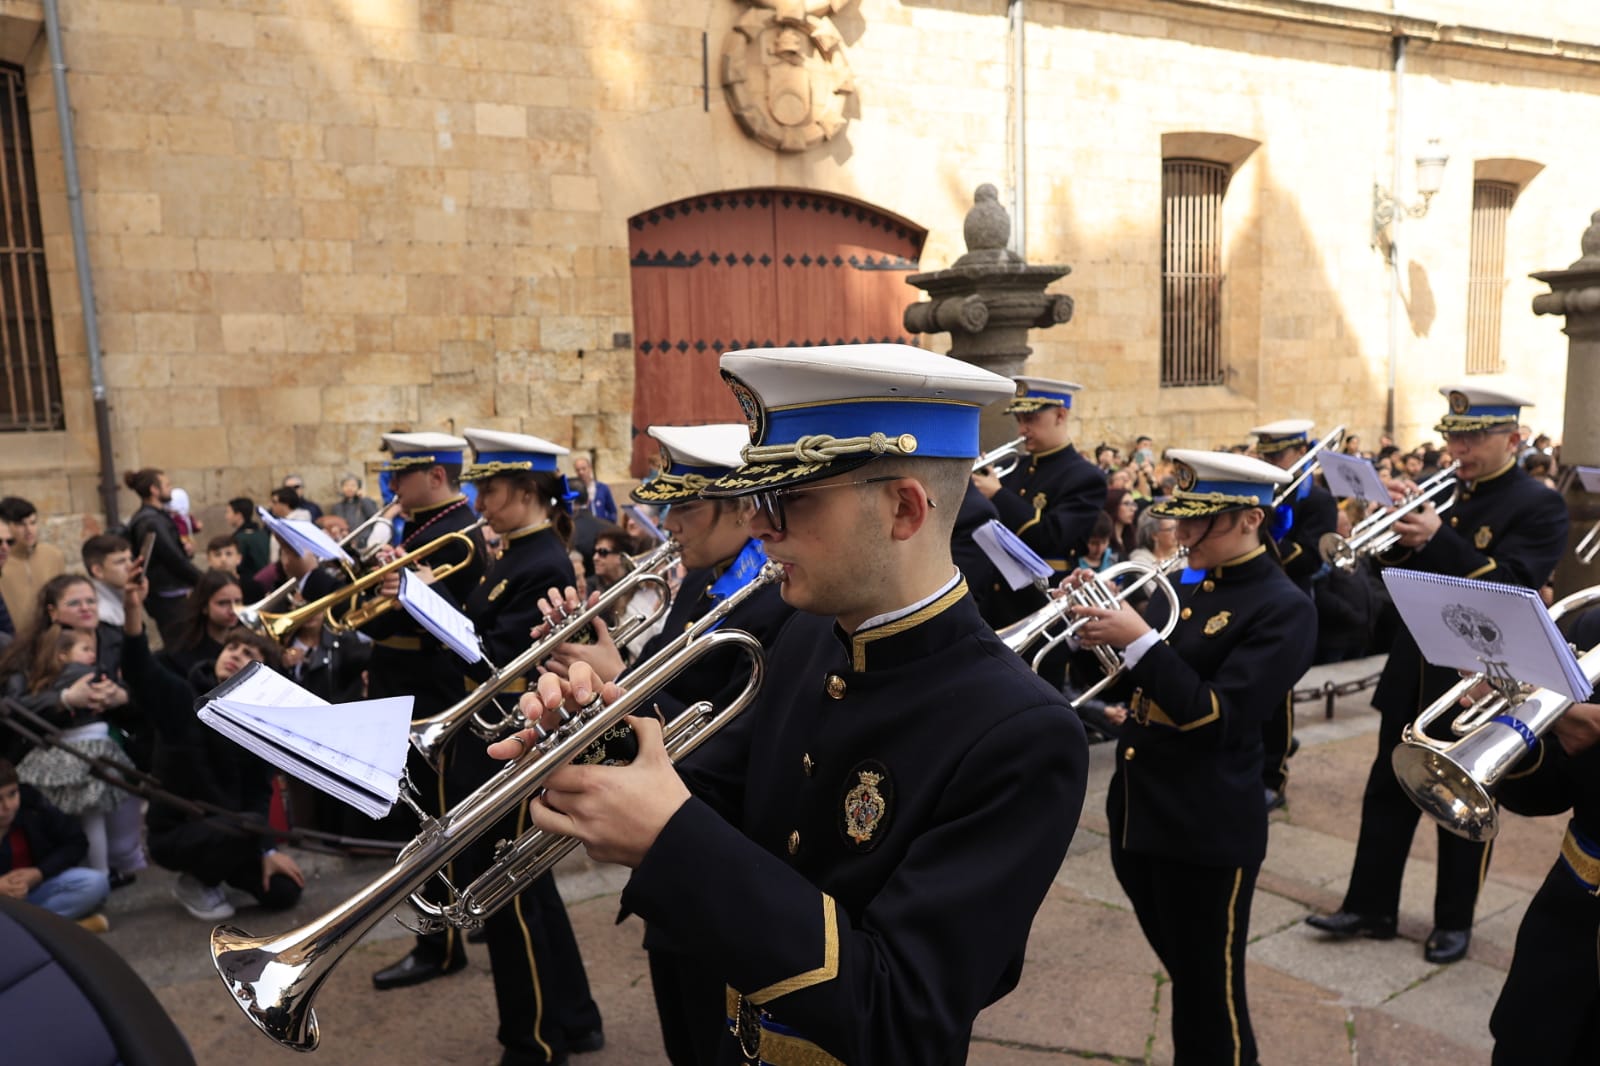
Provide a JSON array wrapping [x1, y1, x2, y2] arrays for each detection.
[[0, 538, 13, 546], [592, 547, 618, 558], [753, 476, 909, 533]]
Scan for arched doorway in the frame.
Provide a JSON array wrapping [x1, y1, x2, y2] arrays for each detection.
[[626, 189, 926, 475]]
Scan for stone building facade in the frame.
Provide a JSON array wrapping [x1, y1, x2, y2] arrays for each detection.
[[0, 0, 1596, 530]]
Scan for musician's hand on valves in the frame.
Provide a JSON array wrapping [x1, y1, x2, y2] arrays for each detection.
[[1069, 600, 1151, 650], [1391, 501, 1441, 549], [971, 469, 1002, 499], [534, 586, 624, 683], [1551, 702, 1600, 756]]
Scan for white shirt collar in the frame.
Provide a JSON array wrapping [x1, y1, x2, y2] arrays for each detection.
[[854, 568, 962, 633]]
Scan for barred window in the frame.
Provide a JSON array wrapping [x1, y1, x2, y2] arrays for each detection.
[[0, 62, 61, 432], [1161, 159, 1228, 387], [1465, 180, 1515, 376]]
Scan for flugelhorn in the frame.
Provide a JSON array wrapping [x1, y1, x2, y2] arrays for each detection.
[[237, 501, 401, 634], [973, 436, 1027, 479], [1271, 425, 1344, 508], [998, 555, 1183, 707], [409, 539, 681, 765], [245, 519, 486, 644], [1318, 462, 1459, 572], [212, 562, 782, 1051], [1391, 583, 1600, 841]]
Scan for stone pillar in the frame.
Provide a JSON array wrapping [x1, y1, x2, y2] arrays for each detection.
[[1531, 210, 1600, 595], [905, 184, 1074, 448]]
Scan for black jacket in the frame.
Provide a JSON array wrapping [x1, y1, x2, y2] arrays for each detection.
[[624, 584, 1086, 1065], [463, 524, 574, 680], [119, 632, 274, 844], [1372, 462, 1567, 720], [0, 783, 89, 879], [952, 484, 999, 620], [1277, 480, 1338, 592], [1109, 545, 1317, 867], [1497, 609, 1600, 838], [127, 505, 201, 596], [986, 443, 1106, 626]]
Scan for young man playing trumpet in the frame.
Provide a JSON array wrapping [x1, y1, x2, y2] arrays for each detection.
[[499, 344, 1088, 1065], [1307, 387, 1567, 964]]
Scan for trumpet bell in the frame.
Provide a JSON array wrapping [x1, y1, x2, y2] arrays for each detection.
[[212, 923, 323, 1050], [1318, 531, 1356, 570], [1390, 739, 1498, 843]]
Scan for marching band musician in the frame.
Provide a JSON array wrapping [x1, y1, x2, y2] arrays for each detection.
[[1487, 608, 1600, 1064], [1249, 418, 1335, 809], [366, 432, 489, 991], [499, 344, 1088, 1065], [452, 429, 603, 1066], [1307, 386, 1567, 964], [536, 423, 793, 1066], [971, 377, 1106, 628], [1068, 449, 1316, 1066]]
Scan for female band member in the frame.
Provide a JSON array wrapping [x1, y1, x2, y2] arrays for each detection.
[[1069, 449, 1317, 1066]]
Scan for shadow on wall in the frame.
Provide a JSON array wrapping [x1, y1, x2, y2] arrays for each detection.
[[1406, 260, 1437, 338]]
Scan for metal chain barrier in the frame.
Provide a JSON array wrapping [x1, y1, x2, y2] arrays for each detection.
[[0, 698, 401, 856], [1291, 670, 1383, 720]]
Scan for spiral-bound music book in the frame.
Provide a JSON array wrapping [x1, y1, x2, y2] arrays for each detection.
[[1381, 570, 1589, 702], [973, 519, 1054, 591], [196, 662, 414, 818]]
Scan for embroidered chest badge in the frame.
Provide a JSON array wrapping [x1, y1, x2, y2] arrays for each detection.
[[840, 760, 892, 851], [487, 579, 508, 602], [1203, 611, 1232, 636], [1474, 525, 1494, 550]]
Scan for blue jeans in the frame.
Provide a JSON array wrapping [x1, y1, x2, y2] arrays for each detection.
[[26, 867, 110, 920]]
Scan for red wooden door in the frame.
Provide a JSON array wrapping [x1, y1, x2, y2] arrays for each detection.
[[627, 190, 926, 475]]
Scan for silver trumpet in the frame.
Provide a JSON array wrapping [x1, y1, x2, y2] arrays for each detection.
[[1392, 583, 1600, 842], [1575, 518, 1600, 565], [998, 555, 1183, 708], [1270, 424, 1344, 508], [211, 562, 781, 1052], [1318, 462, 1460, 572], [236, 501, 401, 633], [973, 436, 1028, 479], [409, 539, 681, 766]]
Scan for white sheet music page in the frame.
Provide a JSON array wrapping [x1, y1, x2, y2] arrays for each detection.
[[257, 507, 352, 564], [1381, 570, 1590, 702], [1576, 466, 1600, 494], [973, 519, 1055, 591], [1316, 452, 1392, 504], [398, 569, 483, 663]]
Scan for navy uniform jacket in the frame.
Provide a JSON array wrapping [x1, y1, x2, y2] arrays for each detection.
[[1372, 462, 1567, 719], [621, 582, 1087, 1065], [1278, 480, 1337, 592], [363, 496, 486, 714], [462, 524, 573, 675], [631, 547, 792, 723], [1496, 609, 1600, 835], [1108, 545, 1316, 868], [952, 484, 999, 620], [987, 444, 1106, 625]]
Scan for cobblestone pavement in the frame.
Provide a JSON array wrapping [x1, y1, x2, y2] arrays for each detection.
[[100, 655, 1556, 1064]]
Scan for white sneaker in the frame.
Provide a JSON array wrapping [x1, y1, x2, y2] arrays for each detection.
[[172, 873, 235, 921]]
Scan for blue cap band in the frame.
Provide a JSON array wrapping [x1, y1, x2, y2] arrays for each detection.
[[764, 400, 980, 459], [474, 450, 559, 472], [1465, 404, 1520, 419], [1027, 388, 1074, 409], [1192, 480, 1275, 505]]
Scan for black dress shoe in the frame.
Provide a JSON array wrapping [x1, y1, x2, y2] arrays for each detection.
[[1304, 910, 1397, 940], [1424, 927, 1470, 964], [565, 1028, 605, 1054], [371, 949, 467, 990]]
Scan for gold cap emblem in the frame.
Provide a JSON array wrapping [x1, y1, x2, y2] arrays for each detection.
[[1448, 390, 1470, 415], [721, 370, 766, 445], [1175, 462, 1197, 492], [1015, 381, 1029, 397]]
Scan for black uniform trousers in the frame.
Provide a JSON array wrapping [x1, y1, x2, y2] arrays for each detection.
[[1489, 860, 1600, 1064], [146, 815, 301, 911], [1342, 704, 1489, 929], [1111, 845, 1259, 1066]]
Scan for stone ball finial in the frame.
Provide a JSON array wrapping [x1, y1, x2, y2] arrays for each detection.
[[963, 184, 1011, 253]]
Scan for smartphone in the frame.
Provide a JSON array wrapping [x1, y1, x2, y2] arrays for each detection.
[[137, 531, 157, 575]]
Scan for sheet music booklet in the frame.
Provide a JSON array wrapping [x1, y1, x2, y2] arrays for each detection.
[[257, 507, 352, 564], [1381, 570, 1590, 703], [1316, 451, 1392, 504], [398, 569, 484, 663], [973, 519, 1055, 591], [1576, 466, 1600, 494], [196, 662, 414, 819]]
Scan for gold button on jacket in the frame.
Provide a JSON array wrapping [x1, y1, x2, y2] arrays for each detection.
[[824, 674, 848, 700]]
